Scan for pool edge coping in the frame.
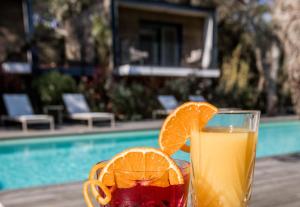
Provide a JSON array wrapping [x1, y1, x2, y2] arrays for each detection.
[[0, 115, 299, 141], [0, 120, 163, 141]]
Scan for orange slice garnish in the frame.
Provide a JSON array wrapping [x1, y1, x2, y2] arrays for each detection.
[[98, 147, 184, 188], [159, 102, 218, 155]]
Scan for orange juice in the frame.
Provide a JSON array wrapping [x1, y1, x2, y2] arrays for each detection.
[[191, 127, 257, 207]]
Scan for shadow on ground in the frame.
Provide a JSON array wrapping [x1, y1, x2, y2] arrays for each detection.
[[274, 153, 300, 162]]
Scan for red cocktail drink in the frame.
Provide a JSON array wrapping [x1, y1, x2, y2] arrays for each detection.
[[99, 160, 189, 207], [83, 148, 189, 207]]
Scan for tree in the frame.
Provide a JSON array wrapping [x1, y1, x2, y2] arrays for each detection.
[[33, 0, 111, 68], [197, 0, 282, 114], [272, 0, 300, 115], [49, 0, 96, 64], [91, 14, 112, 72]]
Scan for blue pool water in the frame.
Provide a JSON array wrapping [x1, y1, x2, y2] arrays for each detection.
[[0, 121, 300, 191]]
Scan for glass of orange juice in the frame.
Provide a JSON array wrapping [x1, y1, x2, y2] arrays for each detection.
[[190, 110, 260, 207]]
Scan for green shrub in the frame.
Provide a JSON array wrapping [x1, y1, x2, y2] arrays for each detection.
[[32, 71, 77, 105], [78, 73, 110, 112], [158, 77, 210, 104], [108, 81, 156, 120]]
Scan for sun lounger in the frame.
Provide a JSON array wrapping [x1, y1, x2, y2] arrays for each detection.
[[2, 94, 54, 131], [189, 95, 206, 102], [63, 93, 115, 128], [152, 95, 179, 119]]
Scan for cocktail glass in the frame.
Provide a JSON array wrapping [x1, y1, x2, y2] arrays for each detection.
[[190, 110, 260, 207], [84, 160, 190, 207]]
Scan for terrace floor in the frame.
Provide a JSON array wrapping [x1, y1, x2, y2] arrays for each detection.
[[0, 153, 300, 207]]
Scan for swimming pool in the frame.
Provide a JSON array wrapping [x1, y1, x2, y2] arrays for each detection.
[[0, 121, 300, 191]]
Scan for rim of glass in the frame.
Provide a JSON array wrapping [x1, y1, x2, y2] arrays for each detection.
[[116, 159, 190, 173], [217, 109, 261, 115], [97, 159, 190, 173]]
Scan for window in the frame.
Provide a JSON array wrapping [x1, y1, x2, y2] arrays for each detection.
[[139, 22, 181, 66]]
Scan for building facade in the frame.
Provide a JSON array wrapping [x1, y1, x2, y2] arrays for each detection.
[[109, 0, 219, 78], [0, 0, 219, 78]]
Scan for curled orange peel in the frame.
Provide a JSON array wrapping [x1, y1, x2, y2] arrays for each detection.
[[83, 179, 111, 207], [88, 162, 108, 199]]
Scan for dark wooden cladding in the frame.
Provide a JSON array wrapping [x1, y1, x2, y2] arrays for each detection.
[[0, 0, 27, 62]]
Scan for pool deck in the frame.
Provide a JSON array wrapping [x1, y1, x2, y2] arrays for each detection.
[[0, 120, 163, 140], [0, 115, 299, 140], [0, 153, 300, 207]]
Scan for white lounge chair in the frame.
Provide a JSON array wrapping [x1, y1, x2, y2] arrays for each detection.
[[2, 94, 54, 131], [63, 93, 115, 128], [152, 95, 179, 119], [189, 95, 206, 102]]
